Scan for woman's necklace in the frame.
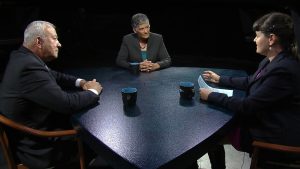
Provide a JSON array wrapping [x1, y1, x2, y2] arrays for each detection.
[[139, 42, 147, 50]]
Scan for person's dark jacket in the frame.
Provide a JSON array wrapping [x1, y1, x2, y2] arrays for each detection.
[[116, 32, 171, 69], [208, 52, 300, 147], [0, 46, 99, 168]]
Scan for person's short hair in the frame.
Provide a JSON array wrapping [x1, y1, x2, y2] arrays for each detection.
[[131, 13, 149, 29], [23, 21, 55, 46]]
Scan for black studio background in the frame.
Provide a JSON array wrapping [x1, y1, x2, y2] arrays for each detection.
[[1, 0, 298, 80]]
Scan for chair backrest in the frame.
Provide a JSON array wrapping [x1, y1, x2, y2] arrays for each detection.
[[250, 140, 300, 169], [0, 113, 86, 169]]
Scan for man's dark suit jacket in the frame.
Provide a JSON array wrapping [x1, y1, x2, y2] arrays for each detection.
[[0, 46, 99, 168], [208, 52, 300, 147], [116, 32, 171, 69]]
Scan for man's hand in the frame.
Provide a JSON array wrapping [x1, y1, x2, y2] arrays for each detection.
[[79, 79, 87, 89], [83, 79, 103, 94]]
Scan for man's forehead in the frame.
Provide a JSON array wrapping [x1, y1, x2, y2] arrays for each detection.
[[137, 22, 150, 28], [45, 26, 57, 36]]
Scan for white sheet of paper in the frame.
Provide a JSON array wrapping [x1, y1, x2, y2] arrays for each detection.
[[198, 75, 233, 97]]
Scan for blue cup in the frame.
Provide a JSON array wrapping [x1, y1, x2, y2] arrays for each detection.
[[121, 87, 137, 106], [179, 82, 195, 99], [129, 62, 140, 74]]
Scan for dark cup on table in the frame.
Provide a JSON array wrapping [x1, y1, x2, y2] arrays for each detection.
[[121, 87, 137, 106], [179, 82, 195, 99], [129, 62, 140, 75]]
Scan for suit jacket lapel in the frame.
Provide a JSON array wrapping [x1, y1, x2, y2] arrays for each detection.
[[132, 33, 144, 62], [146, 33, 153, 60], [133, 34, 140, 50], [250, 59, 269, 82], [249, 53, 286, 86]]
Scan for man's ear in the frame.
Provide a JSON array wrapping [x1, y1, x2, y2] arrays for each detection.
[[133, 28, 136, 33], [36, 37, 43, 48]]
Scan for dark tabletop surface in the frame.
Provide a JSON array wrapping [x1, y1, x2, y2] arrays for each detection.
[[68, 66, 246, 169]]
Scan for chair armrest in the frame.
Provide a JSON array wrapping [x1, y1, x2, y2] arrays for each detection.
[[253, 141, 300, 154], [0, 114, 77, 137]]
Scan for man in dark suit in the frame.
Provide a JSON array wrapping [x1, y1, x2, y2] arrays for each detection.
[[116, 13, 171, 72], [0, 21, 102, 169], [200, 12, 300, 168]]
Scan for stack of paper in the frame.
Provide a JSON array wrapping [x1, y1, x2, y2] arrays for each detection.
[[198, 75, 233, 97]]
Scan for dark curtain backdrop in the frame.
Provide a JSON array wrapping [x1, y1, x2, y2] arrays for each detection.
[[0, 1, 297, 81]]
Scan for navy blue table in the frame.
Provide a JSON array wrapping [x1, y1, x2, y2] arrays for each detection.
[[68, 67, 246, 169]]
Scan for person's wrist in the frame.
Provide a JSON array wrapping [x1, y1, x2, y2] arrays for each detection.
[[80, 79, 87, 88], [216, 76, 220, 83], [153, 63, 160, 70]]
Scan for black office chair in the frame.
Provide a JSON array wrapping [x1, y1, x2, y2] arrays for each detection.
[[0, 113, 86, 169], [250, 140, 300, 169]]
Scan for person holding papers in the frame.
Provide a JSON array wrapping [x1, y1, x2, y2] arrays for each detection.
[[199, 12, 300, 169]]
